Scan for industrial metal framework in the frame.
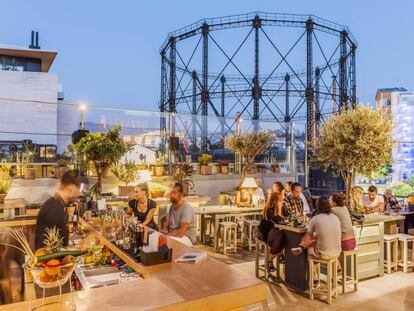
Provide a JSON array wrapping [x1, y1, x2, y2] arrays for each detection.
[[159, 12, 357, 154]]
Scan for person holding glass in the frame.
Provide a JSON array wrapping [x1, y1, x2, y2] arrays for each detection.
[[127, 183, 158, 230]]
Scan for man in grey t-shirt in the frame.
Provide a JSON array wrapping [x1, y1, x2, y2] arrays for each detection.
[[161, 183, 196, 245]]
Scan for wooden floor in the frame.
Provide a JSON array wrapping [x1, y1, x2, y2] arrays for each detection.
[[195, 244, 414, 311]]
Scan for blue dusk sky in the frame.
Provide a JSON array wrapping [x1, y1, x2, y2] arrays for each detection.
[[1, 0, 412, 110]]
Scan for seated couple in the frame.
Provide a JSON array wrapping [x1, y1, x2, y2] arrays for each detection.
[[291, 193, 356, 258]]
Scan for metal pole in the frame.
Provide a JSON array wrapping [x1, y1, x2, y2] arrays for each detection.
[[284, 73, 290, 147], [252, 15, 261, 131], [192, 71, 198, 148], [201, 23, 209, 153], [160, 50, 167, 147], [220, 75, 226, 141], [305, 18, 314, 188], [350, 43, 357, 109], [332, 75, 337, 114], [315, 67, 320, 137], [168, 36, 176, 136], [339, 30, 348, 111]]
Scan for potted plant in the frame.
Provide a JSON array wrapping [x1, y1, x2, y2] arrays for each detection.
[[56, 158, 70, 179], [219, 161, 229, 175], [72, 126, 132, 195], [257, 164, 266, 174], [0, 163, 12, 180], [112, 160, 139, 198], [312, 106, 394, 206], [198, 154, 212, 175], [153, 156, 165, 177], [0, 180, 11, 203], [225, 131, 274, 182], [150, 187, 166, 199], [270, 163, 280, 173], [21, 142, 36, 180], [171, 162, 194, 195]]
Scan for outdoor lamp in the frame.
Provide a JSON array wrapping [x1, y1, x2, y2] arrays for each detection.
[[239, 177, 258, 207]]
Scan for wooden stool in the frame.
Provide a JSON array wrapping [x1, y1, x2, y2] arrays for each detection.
[[308, 256, 338, 304], [243, 219, 260, 251], [340, 249, 358, 293], [255, 238, 280, 279], [384, 234, 398, 274], [397, 234, 414, 273], [216, 222, 238, 254]]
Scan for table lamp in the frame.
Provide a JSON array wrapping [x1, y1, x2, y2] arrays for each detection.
[[239, 177, 258, 207]]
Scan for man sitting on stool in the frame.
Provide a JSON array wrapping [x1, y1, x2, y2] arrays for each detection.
[[161, 182, 196, 247]]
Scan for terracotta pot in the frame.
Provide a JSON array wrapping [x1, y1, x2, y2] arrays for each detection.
[[271, 166, 280, 173], [150, 191, 165, 199], [200, 165, 212, 175], [103, 166, 111, 178], [154, 165, 165, 177], [24, 167, 36, 180], [118, 186, 135, 198], [0, 193, 7, 204], [257, 166, 266, 173], [56, 166, 70, 179], [220, 165, 229, 175], [211, 164, 220, 174]]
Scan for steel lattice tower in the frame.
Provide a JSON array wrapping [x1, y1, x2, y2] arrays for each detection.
[[159, 12, 357, 154]]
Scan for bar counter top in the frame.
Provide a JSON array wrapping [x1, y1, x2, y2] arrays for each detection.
[[0, 217, 266, 311]]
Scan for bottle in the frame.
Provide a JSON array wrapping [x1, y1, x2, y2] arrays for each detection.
[[73, 203, 79, 228]]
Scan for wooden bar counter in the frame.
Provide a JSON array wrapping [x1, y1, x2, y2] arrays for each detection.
[[0, 217, 266, 311]]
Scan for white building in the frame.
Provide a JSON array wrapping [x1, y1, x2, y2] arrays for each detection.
[[376, 88, 414, 182]]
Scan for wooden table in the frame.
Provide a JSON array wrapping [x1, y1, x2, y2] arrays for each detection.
[[0, 217, 266, 311], [274, 224, 308, 292], [195, 205, 263, 246], [0, 215, 37, 228]]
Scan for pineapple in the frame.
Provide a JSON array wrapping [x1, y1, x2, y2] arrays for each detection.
[[43, 226, 64, 252]]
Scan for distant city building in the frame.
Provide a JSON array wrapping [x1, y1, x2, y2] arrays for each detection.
[[376, 87, 414, 182]]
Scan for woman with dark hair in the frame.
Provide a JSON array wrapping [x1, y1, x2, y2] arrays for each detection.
[[330, 192, 356, 251], [258, 192, 286, 271], [127, 183, 158, 230], [266, 181, 285, 204], [291, 197, 341, 259]]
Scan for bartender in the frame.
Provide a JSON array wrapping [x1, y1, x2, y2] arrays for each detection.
[[35, 171, 84, 249]]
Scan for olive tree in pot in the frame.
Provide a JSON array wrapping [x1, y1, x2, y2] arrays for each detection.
[[312, 106, 394, 210], [197, 154, 212, 175], [171, 162, 194, 195], [225, 131, 274, 182], [72, 126, 131, 195], [0, 180, 11, 203], [21, 142, 36, 180], [112, 160, 139, 198]]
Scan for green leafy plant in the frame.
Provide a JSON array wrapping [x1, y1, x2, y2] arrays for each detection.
[[0, 180, 11, 194], [171, 162, 194, 193], [0, 163, 12, 179], [225, 131, 274, 181], [391, 182, 414, 197], [312, 106, 395, 205], [72, 126, 132, 195], [111, 160, 139, 186], [21, 141, 36, 168], [197, 154, 212, 166]]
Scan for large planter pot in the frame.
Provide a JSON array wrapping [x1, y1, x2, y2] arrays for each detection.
[[211, 163, 220, 174], [24, 167, 36, 180], [56, 166, 70, 179], [154, 165, 165, 177], [0, 193, 7, 204], [257, 166, 266, 173], [118, 186, 135, 198], [103, 166, 111, 178], [271, 166, 280, 173], [220, 165, 229, 175], [200, 165, 212, 175], [150, 190, 166, 199]]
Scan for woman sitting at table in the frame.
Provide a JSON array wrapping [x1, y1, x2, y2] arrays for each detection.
[[266, 181, 285, 203], [258, 192, 286, 271], [127, 183, 159, 230], [290, 197, 341, 259], [329, 192, 356, 251]]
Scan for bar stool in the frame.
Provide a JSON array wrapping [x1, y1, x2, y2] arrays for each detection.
[[255, 237, 280, 279], [243, 219, 260, 251], [339, 249, 358, 293], [384, 234, 398, 274], [308, 256, 338, 304], [201, 214, 214, 244], [397, 233, 414, 273], [216, 221, 238, 254]]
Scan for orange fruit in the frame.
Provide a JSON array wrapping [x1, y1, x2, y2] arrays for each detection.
[[34, 248, 48, 257], [39, 271, 49, 282], [45, 259, 61, 276]]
